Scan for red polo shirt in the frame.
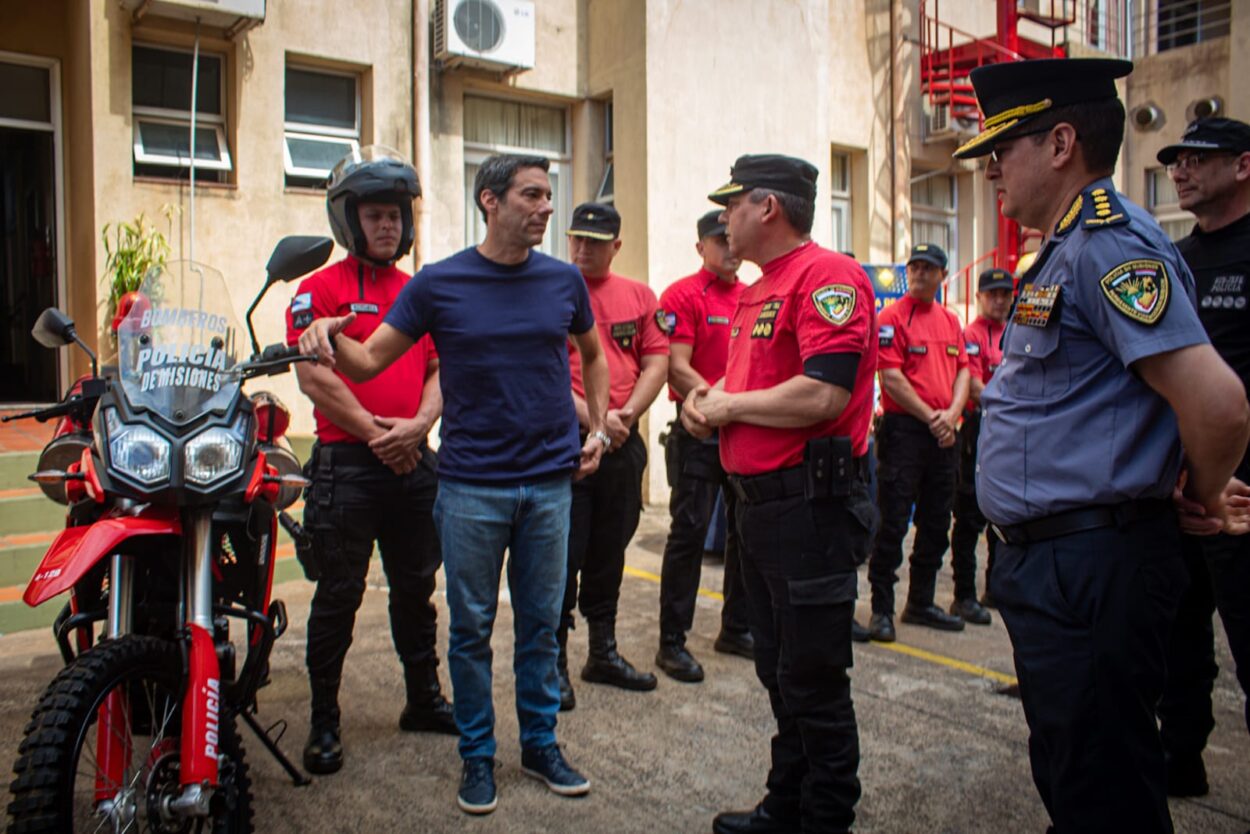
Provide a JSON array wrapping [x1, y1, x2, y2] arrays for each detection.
[[285, 255, 436, 444], [720, 241, 877, 475], [569, 271, 669, 410], [963, 314, 1005, 412], [658, 268, 743, 402], [877, 294, 967, 414]]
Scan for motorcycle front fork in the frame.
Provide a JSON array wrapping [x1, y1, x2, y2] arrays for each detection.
[[94, 508, 223, 818]]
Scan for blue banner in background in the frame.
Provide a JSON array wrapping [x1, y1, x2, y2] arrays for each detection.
[[859, 263, 940, 311]]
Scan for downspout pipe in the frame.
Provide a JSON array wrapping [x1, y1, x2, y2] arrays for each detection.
[[413, 0, 432, 271]]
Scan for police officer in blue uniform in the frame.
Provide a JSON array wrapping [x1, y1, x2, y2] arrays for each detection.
[[955, 58, 1250, 834]]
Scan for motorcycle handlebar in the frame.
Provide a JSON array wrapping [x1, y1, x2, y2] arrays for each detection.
[[2, 400, 73, 424], [235, 343, 316, 379]]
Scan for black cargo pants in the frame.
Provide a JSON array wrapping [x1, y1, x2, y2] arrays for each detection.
[[868, 412, 958, 615], [658, 419, 749, 638], [303, 442, 442, 684], [734, 471, 874, 833]]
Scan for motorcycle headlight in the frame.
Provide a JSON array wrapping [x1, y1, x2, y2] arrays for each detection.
[[184, 418, 247, 487], [105, 409, 171, 485]]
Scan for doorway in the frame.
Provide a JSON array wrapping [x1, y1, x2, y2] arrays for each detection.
[[0, 58, 60, 403]]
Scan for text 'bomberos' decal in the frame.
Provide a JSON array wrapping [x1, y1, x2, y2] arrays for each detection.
[[139, 307, 230, 334]]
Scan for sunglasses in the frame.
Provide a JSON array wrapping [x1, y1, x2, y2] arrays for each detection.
[[988, 126, 1058, 163]]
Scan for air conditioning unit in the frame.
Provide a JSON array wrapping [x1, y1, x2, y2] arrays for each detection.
[[434, 0, 536, 73], [120, 0, 265, 37], [925, 103, 953, 140]]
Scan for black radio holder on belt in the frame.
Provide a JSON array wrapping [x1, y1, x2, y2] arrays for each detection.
[[803, 436, 854, 499]]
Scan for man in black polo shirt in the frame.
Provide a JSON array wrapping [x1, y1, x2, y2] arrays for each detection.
[[1155, 117, 1250, 797]]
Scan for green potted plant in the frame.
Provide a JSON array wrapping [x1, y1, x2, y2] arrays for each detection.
[[101, 205, 178, 337]]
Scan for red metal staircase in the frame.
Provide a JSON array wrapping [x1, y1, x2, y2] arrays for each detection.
[[920, 0, 1074, 275]]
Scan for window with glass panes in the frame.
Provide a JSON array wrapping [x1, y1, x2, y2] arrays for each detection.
[[597, 100, 614, 204], [830, 151, 852, 254], [284, 65, 361, 189], [132, 44, 230, 182], [1146, 167, 1193, 241], [463, 95, 570, 259], [911, 173, 957, 271]]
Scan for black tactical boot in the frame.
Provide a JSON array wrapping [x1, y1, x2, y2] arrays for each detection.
[[581, 618, 657, 691], [655, 631, 704, 682], [557, 623, 576, 711], [303, 677, 343, 775], [399, 663, 458, 735]]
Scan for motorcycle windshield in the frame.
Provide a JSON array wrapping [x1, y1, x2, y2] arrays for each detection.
[[116, 261, 244, 423]]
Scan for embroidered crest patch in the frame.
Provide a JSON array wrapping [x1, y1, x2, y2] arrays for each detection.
[[655, 309, 675, 336], [1099, 260, 1169, 325], [811, 284, 856, 326]]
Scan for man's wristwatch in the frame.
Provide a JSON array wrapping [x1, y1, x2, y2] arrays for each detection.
[[591, 430, 612, 451]]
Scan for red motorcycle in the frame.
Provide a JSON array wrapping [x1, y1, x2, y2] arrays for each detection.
[[4, 237, 332, 832]]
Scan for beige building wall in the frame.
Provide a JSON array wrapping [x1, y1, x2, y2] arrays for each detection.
[[0, 1, 417, 430], [86, 1, 414, 434]]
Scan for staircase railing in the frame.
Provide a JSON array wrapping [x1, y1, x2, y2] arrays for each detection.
[[945, 248, 999, 324], [920, 0, 1023, 120]]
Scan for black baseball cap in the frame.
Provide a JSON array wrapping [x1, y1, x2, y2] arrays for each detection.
[[978, 267, 1014, 292], [954, 58, 1133, 159], [708, 154, 818, 205], [907, 243, 948, 270], [1157, 117, 1250, 165], [697, 210, 726, 240], [568, 202, 621, 240]]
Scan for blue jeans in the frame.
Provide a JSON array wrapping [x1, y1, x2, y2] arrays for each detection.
[[433, 476, 571, 760]]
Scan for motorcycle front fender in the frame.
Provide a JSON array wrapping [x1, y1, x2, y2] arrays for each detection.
[[24, 509, 182, 607]]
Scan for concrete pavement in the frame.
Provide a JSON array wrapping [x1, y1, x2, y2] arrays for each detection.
[[1, 506, 1246, 833]]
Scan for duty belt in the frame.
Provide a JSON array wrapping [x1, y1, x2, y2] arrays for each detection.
[[728, 458, 868, 505], [990, 498, 1172, 546]]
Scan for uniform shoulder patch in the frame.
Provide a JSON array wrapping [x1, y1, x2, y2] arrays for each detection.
[[1080, 186, 1128, 230], [966, 342, 981, 356], [878, 324, 895, 347], [1099, 259, 1170, 325], [811, 284, 856, 326], [655, 309, 675, 335]]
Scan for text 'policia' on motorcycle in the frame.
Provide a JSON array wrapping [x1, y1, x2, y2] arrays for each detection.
[[136, 343, 229, 393]]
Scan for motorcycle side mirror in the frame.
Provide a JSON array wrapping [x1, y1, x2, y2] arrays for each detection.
[[246, 236, 335, 358], [265, 236, 334, 285], [32, 308, 76, 349], [31, 307, 99, 377]]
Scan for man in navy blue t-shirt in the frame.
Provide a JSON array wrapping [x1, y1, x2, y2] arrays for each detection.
[[298, 154, 611, 815]]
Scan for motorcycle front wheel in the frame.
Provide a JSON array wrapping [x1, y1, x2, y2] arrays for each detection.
[[6, 635, 252, 833]]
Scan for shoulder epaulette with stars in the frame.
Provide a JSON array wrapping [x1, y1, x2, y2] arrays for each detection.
[[1079, 185, 1128, 230]]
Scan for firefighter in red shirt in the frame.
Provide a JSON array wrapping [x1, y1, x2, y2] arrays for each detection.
[[866, 243, 971, 642], [286, 147, 455, 776], [950, 267, 1013, 617], [561, 202, 669, 708], [686, 154, 877, 834], [654, 210, 753, 684]]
